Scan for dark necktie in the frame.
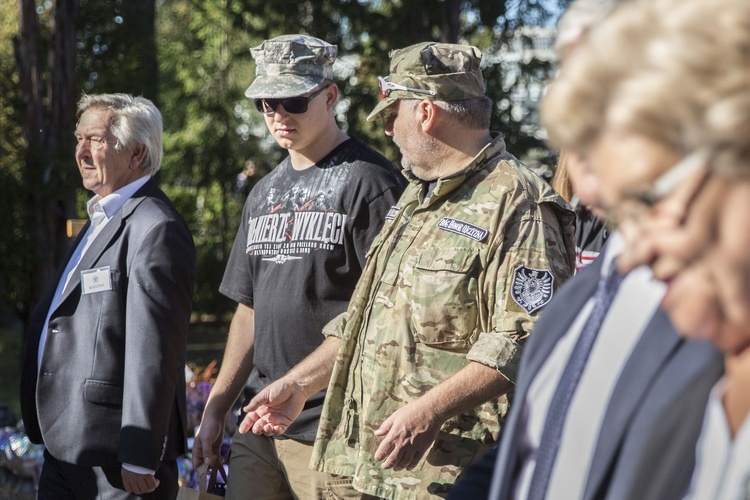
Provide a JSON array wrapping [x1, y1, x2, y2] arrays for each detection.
[[527, 261, 625, 500]]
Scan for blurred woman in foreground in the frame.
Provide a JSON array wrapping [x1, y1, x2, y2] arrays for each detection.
[[541, 0, 750, 497]]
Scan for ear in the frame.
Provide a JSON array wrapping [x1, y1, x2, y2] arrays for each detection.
[[325, 84, 339, 111], [129, 144, 148, 170], [416, 99, 438, 133]]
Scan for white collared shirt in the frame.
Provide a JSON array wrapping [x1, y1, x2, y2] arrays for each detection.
[[685, 380, 750, 500], [514, 232, 667, 499]]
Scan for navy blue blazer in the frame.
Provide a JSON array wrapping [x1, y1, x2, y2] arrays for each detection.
[[486, 252, 723, 500]]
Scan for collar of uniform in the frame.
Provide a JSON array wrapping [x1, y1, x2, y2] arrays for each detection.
[[403, 133, 508, 204]]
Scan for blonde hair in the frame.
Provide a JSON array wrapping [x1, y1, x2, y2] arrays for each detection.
[[555, 0, 619, 58], [542, 0, 750, 176], [550, 151, 573, 202]]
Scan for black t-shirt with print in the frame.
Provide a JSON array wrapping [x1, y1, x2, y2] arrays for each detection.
[[220, 136, 406, 440]]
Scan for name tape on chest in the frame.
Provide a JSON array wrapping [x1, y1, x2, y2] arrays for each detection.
[[385, 206, 400, 221], [436, 217, 489, 242], [511, 265, 554, 313]]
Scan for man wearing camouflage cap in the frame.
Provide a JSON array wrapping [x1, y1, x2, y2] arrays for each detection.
[[192, 34, 405, 499], [241, 41, 575, 498]]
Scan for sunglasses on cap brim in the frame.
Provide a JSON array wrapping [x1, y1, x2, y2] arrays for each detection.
[[253, 84, 331, 115], [377, 76, 436, 99]]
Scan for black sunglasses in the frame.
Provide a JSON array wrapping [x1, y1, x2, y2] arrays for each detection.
[[253, 84, 331, 115]]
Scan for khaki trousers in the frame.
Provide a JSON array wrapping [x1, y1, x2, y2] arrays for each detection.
[[225, 431, 377, 500]]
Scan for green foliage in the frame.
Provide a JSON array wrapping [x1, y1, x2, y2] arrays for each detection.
[[77, 0, 158, 99], [0, 2, 29, 325], [157, 0, 267, 317], [162, 184, 242, 319], [200, 0, 567, 167], [1, 0, 569, 323]]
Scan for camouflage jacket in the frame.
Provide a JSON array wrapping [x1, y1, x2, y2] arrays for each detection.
[[311, 135, 576, 499]]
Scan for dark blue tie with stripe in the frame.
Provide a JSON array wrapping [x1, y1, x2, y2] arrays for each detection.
[[527, 261, 625, 500]]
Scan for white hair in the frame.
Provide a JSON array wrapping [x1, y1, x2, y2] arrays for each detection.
[[77, 93, 164, 175]]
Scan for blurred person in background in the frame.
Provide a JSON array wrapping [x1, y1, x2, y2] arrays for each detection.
[[550, 151, 610, 272], [549, 0, 617, 272]]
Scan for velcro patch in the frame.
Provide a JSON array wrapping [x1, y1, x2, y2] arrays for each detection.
[[385, 206, 400, 220], [436, 217, 489, 242], [511, 265, 554, 313]]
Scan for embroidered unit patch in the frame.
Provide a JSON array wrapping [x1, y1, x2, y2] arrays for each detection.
[[511, 265, 554, 313], [436, 217, 489, 242]]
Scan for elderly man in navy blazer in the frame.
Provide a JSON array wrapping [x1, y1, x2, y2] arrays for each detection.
[[20, 93, 196, 499]]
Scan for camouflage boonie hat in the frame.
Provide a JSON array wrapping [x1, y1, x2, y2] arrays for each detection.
[[245, 34, 337, 99], [367, 41, 485, 121]]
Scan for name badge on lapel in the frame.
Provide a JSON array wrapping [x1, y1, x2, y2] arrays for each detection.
[[81, 266, 113, 295]]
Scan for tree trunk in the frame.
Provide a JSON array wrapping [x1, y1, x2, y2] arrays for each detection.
[[14, 0, 79, 320], [442, 0, 461, 43], [120, 0, 158, 101]]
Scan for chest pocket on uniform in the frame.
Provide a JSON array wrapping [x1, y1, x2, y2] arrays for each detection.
[[410, 248, 479, 350]]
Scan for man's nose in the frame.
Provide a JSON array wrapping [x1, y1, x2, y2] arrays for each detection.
[[273, 105, 290, 120]]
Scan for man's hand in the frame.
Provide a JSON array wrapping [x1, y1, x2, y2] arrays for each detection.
[[653, 181, 750, 352], [121, 468, 159, 495], [373, 400, 442, 471], [192, 411, 226, 469], [239, 378, 308, 436]]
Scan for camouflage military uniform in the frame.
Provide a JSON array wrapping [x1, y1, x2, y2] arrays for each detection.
[[311, 135, 576, 499]]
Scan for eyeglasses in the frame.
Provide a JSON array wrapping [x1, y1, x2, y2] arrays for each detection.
[[377, 76, 436, 99], [74, 134, 117, 151], [625, 149, 711, 208], [253, 84, 331, 115], [616, 149, 711, 225]]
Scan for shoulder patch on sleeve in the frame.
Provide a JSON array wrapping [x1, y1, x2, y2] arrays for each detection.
[[511, 265, 554, 313]]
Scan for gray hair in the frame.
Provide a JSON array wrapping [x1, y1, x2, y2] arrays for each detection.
[[77, 93, 164, 175], [401, 97, 491, 130]]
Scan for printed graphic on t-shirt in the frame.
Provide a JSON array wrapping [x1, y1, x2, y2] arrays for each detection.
[[244, 162, 352, 263], [245, 209, 347, 261]]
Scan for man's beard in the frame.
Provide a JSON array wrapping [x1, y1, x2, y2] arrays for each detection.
[[395, 135, 441, 181]]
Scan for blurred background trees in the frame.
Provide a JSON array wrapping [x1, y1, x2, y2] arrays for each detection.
[[1, 0, 567, 328]]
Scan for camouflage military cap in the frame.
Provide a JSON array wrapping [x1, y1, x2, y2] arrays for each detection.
[[245, 34, 337, 99], [367, 41, 485, 121]]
